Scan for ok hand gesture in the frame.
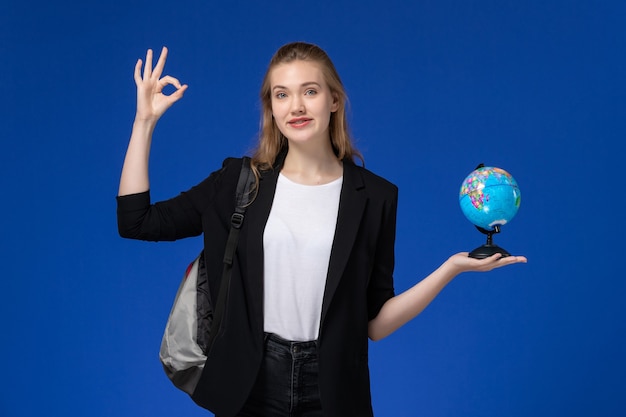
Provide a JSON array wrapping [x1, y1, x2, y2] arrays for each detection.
[[134, 47, 188, 123]]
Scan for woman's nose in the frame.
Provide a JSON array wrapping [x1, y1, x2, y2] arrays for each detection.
[[291, 98, 305, 113]]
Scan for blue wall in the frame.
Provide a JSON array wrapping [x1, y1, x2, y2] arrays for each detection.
[[2, 1, 624, 416]]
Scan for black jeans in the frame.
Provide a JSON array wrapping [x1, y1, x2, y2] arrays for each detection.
[[234, 333, 323, 417]]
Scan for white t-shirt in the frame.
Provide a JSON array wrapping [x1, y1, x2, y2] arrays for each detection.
[[263, 173, 343, 341]]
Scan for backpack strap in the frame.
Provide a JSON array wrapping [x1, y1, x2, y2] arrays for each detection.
[[206, 157, 255, 354], [223, 157, 255, 265]]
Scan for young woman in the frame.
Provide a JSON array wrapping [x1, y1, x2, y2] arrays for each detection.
[[117, 42, 526, 417]]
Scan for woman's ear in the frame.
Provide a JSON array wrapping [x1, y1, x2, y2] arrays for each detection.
[[331, 93, 340, 113]]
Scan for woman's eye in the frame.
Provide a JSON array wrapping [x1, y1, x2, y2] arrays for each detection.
[[275, 92, 287, 99], [305, 89, 317, 96]]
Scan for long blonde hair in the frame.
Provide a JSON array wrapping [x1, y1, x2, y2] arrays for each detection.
[[250, 42, 362, 180]]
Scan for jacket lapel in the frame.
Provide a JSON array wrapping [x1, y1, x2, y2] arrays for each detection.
[[243, 160, 282, 332], [320, 161, 367, 326]]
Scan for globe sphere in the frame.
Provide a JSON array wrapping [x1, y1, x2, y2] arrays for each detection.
[[459, 166, 521, 230]]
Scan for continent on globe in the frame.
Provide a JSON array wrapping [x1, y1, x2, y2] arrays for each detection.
[[459, 166, 521, 231]]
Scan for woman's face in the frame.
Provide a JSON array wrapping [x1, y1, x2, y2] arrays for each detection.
[[269, 60, 338, 148]]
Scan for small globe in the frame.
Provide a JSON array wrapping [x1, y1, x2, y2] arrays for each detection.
[[459, 166, 521, 231]]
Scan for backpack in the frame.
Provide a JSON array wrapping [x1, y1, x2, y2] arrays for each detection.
[[159, 157, 255, 395]]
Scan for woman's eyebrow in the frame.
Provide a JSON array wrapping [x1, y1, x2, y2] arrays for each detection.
[[272, 82, 322, 91]]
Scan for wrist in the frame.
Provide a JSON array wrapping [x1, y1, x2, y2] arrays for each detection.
[[439, 256, 464, 281], [132, 117, 158, 134], [133, 113, 158, 125]]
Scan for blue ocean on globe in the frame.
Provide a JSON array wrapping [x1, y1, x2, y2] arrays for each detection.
[[459, 166, 521, 230]]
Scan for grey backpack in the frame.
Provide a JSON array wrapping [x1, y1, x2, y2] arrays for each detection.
[[159, 157, 255, 395]]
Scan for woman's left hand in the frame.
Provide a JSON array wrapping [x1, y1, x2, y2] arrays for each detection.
[[447, 252, 528, 274]]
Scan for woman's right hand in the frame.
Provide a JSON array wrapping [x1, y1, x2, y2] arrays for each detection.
[[134, 47, 188, 123], [118, 47, 187, 196]]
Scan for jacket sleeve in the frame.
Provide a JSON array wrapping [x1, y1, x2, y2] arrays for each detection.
[[116, 158, 235, 242], [366, 184, 398, 321]]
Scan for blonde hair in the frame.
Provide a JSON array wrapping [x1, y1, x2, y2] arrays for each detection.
[[250, 42, 362, 180]]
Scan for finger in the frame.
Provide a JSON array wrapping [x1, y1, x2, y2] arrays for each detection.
[[134, 59, 143, 85], [158, 75, 185, 91], [144, 49, 153, 79], [160, 85, 188, 108], [169, 84, 188, 101], [152, 46, 168, 79], [510, 255, 528, 263], [499, 255, 527, 264], [492, 255, 527, 268], [475, 253, 503, 265]]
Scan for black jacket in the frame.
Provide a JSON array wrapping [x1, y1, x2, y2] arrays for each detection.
[[117, 155, 398, 417]]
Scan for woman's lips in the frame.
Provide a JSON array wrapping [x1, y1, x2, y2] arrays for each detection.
[[288, 118, 312, 128]]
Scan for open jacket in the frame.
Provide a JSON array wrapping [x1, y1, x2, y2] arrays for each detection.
[[117, 154, 398, 417]]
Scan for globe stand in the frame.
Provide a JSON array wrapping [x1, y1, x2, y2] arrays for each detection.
[[468, 225, 511, 259]]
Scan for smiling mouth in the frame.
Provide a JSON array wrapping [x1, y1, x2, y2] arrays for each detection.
[[289, 118, 312, 126]]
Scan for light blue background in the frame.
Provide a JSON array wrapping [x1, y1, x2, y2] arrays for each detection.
[[2, 1, 624, 416]]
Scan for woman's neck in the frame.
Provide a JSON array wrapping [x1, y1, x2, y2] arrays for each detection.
[[281, 145, 343, 185]]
